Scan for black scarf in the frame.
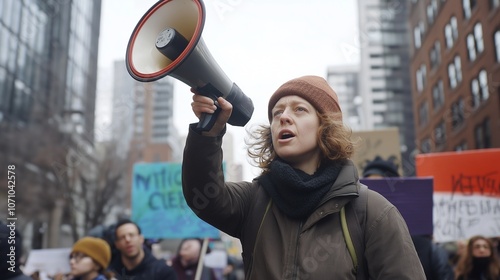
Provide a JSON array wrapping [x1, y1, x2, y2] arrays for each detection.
[[258, 159, 343, 219]]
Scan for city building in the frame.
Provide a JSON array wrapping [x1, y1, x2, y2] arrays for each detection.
[[357, 0, 417, 175], [326, 65, 361, 130], [123, 75, 182, 207], [0, 0, 102, 248], [409, 0, 500, 153]]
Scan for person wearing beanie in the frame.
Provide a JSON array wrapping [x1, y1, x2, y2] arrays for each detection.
[[362, 156, 401, 178], [69, 237, 114, 280], [183, 75, 425, 279]]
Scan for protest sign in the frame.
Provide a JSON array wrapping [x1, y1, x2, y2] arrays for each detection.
[[416, 149, 500, 242], [23, 248, 71, 276], [132, 162, 220, 239], [360, 177, 434, 236], [351, 127, 403, 177]]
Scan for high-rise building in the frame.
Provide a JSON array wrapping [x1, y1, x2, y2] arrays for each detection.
[[409, 0, 500, 153], [326, 65, 361, 130], [123, 76, 182, 207], [0, 0, 102, 248], [357, 0, 417, 175]]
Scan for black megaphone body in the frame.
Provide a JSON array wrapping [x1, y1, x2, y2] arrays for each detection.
[[125, 0, 253, 131]]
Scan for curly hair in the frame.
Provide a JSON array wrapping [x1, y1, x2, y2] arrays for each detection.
[[454, 235, 500, 280], [246, 111, 355, 174]]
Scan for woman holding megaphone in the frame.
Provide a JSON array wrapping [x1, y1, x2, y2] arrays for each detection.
[[182, 75, 425, 280]]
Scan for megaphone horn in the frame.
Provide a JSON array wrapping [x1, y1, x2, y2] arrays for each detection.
[[125, 0, 253, 131]]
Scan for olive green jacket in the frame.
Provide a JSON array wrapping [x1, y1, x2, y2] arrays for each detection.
[[182, 127, 425, 280]]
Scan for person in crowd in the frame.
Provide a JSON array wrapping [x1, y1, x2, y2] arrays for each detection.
[[362, 155, 400, 178], [0, 221, 32, 280], [182, 75, 425, 279], [222, 255, 243, 280], [454, 235, 500, 280], [108, 219, 177, 280], [170, 238, 216, 280], [362, 156, 455, 280], [67, 237, 115, 280]]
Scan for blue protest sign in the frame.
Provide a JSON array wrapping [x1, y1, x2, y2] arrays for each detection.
[[132, 162, 220, 239]]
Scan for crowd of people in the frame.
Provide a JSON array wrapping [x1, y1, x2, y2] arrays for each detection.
[[2, 75, 500, 279]]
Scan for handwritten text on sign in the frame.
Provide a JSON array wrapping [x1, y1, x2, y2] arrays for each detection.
[[416, 149, 500, 242], [132, 162, 220, 239]]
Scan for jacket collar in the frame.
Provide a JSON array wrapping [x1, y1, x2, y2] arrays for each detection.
[[302, 160, 360, 230]]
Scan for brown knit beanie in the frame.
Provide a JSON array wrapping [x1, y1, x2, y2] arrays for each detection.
[[268, 75, 342, 121], [71, 237, 111, 269]]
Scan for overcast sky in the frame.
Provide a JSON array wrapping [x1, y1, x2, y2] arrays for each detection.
[[97, 0, 360, 180]]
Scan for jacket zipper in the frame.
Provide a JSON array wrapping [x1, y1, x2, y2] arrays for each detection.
[[291, 220, 303, 279], [290, 191, 358, 279]]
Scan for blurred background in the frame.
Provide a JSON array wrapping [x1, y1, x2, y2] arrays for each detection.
[[0, 0, 499, 267]]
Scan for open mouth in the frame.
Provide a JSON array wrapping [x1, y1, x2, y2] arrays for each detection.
[[279, 131, 295, 139]]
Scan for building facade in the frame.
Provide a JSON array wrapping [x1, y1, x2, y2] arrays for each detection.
[[0, 0, 102, 248], [357, 0, 417, 175], [409, 0, 500, 153], [326, 65, 361, 131]]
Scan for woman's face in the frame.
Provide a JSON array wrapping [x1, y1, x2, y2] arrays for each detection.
[[270, 95, 321, 174], [69, 252, 99, 277], [179, 239, 201, 264], [471, 238, 491, 258]]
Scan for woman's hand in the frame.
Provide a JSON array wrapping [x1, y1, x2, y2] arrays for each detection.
[[191, 88, 233, 136]]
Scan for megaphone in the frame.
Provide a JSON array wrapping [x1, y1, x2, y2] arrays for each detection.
[[125, 0, 253, 131]]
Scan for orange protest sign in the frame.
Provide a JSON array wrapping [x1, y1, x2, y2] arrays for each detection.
[[415, 149, 500, 242], [416, 148, 500, 197]]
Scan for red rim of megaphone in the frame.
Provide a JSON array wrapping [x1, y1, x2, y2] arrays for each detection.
[[126, 0, 205, 82]]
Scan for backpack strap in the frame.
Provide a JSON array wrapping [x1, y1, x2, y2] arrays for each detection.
[[341, 183, 369, 279], [241, 183, 272, 275]]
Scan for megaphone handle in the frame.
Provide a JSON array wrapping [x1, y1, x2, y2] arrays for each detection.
[[197, 109, 221, 132], [195, 83, 222, 132]]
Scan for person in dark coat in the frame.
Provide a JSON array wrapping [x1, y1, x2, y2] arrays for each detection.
[[108, 219, 177, 280], [455, 235, 500, 280], [363, 156, 454, 280], [183, 75, 425, 279], [170, 238, 216, 280]]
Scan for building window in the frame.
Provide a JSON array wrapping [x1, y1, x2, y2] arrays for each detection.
[[421, 138, 432, 153], [467, 34, 477, 61], [463, 0, 477, 19], [427, 0, 439, 24], [455, 141, 468, 151], [448, 55, 462, 89], [434, 121, 446, 147], [451, 98, 465, 130], [432, 80, 444, 111], [495, 30, 500, 62], [471, 78, 480, 108], [470, 70, 489, 109], [466, 23, 484, 62], [444, 16, 459, 48], [414, 23, 423, 49], [478, 70, 489, 101], [475, 118, 491, 149], [416, 64, 427, 92], [430, 41, 441, 69], [419, 102, 429, 127]]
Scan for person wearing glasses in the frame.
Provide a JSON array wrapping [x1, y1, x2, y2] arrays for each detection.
[[109, 219, 177, 280], [68, 236, 115, 280]]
